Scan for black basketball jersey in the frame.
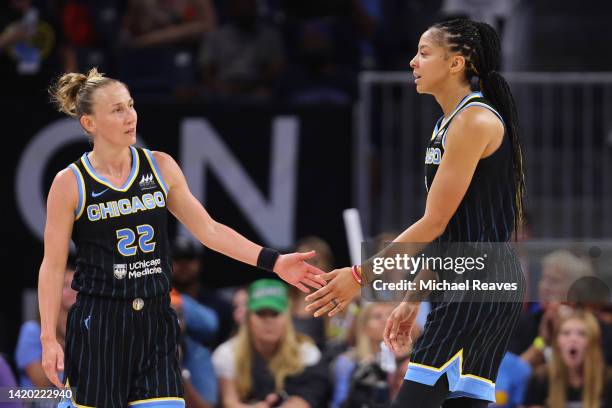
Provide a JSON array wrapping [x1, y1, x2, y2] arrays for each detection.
[[425, 91, 517, 242], [68, 146, 172, 298]]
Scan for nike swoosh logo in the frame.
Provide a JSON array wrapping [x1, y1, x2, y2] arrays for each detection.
[[92, 188, 109, 198]]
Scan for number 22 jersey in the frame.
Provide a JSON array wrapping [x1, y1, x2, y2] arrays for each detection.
[[68, 146, 172, 298]]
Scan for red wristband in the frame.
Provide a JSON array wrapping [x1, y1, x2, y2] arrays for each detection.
[[351, 265, 363, 286]]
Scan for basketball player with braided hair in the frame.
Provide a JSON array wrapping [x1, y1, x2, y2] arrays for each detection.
[[305, 18, 526, 407], [38, 68, 326, 407]]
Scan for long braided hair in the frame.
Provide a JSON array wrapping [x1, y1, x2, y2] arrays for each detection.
[[431, 18, 526, 231]]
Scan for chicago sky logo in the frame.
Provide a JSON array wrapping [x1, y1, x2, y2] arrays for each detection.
[[139, 173, 157, 190], [425, 147, 442, 165], [114, 263, 127, 279]]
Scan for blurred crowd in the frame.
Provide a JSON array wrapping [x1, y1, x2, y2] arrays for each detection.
[[1, 0, 611, 102], [2, 228, 612, 408]]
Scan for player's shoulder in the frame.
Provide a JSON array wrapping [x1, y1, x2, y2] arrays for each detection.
[[47, 166, 80, 209], [149, 150, 177, 168], [447, 103, 504, 146], [53, 166, 79, 190], [453, 104, 503, 134]]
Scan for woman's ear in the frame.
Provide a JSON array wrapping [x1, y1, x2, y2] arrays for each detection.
[[449, 55, 466, 74], [80, 114, 95, 134]]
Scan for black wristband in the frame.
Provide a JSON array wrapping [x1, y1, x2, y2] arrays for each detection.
[[257, 247, 280, 272]]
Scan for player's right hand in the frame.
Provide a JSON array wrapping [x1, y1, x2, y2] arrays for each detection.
[[384, 302, 417, 354], [41, 338, 65, 389]]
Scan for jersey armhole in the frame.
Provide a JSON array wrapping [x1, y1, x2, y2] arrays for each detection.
[[143, 148, 169, 197], [69, 164, 86, 220]]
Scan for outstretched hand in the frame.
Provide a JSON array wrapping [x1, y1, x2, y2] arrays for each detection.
[[304, 267, 361, 317], [383, 302, 418, 354], [274, 251, 327, 293]]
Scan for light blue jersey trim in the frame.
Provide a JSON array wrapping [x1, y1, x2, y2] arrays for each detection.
[[81, 146, 139, 191], [142, 148, 169, 196], [432, 91, 483, 141], [68, 164, 86, 219], [405, 349, 496, 402], [128, 397, 185, 407]]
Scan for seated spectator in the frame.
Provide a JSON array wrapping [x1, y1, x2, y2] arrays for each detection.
[[524, 309, 612, 408], [331, 302, 395, 408], [15, 265, 76, 387], [0, 354, 23, 408], [198, 0, 285, 98], [117, 0, 216, 95], [58, 0, 123, 73], [374, 0, 443, 70], [290, 236, 334, 351], [275, 20, 356, 105], [120, 0, 216, 48], [508, 250, 592, 367], [172, 237, 234, 349], [491, 352, 531, 408], [0, 0, 76, 98], [232, 286, 248, 327], [585, 302, 612, 366], [170, 289, 218, 408], [213, 279, 329, 408]]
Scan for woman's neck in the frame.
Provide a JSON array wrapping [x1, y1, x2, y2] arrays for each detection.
[[89, 144, 132, 178], [370, 339, 381, 355], [567, 365, 583, 388], [253, 338, 278, 359], [434, 84, 474, 118]]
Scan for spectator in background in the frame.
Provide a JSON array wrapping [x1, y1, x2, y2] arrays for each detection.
[[170, 289, 218, 408], [232, 286, 248, 326], [374, 0, 443, 70], [565, 274, 612, 366], [280, 0, 377, 70], [592, 303, 612, 366], [213, 279, 329, 408], [332, 302, 395, 408], [16, 265, 76, 388], [0, 0, 76, 97], [172, 237, 234, 349], [58, 0, 123, 73], [508, 250, 592, 367], [0, 354, 23, 408], [523, 309, 612, 408], [117, 0, 217, 95], [121, 0, 216, 48], [198, 0, 285, 99], [290, 236, 334, 351], [439, 0, 514, 31], [275, 20, 356, 105], [491, 352, 532, 408]]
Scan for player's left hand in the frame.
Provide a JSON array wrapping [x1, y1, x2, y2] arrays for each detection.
[[384, 302, 417, 354], [304, 267, 360, 317], [274, 251, 327, 293]]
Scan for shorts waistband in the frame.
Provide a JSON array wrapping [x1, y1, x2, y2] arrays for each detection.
[[76, 292, 171, 308]]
